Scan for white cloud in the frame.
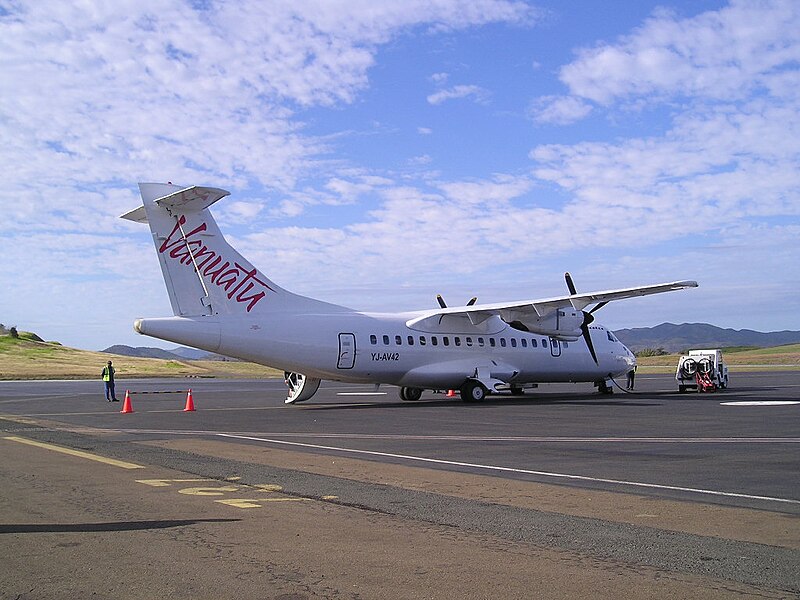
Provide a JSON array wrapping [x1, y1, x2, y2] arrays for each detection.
[[0, 0, 533, 348], [558, 0, 800, 105], [529, 95, 593, 125], [427, 84, 490, 105]]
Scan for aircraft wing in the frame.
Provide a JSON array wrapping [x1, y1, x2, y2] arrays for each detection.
[[406, 280, 698, 329]]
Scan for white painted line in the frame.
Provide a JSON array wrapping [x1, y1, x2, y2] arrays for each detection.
[[336, 392, 388, 396], [217, 433, 800, 506], [112, 429, 800, 444], [720, 401, 800, 406]]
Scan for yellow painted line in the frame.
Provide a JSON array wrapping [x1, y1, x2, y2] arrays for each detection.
[[177, 485, 240, 496], [3, 436, 144, 469], [0, 415, 40, 425], [215, 497, 306, 509], [136, 478, 213, 487]]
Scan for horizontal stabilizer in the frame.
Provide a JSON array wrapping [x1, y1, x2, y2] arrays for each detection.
[[120, 205, 148, 222], [120, 185, 229, 222], [155, 185, 230, 212]]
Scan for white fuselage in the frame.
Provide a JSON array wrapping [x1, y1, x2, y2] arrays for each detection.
[[135, 309, 636, 389]]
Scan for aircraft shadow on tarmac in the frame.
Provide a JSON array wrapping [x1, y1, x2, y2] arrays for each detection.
[[301, 395, 662, 411], [0, 519, 240, 534]]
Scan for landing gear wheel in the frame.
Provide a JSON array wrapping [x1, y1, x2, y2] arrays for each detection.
[[461, 380, 486, 402], [597, 380, 614, 395], [509, 385, 524, 396], [400, 387, 423, 401]]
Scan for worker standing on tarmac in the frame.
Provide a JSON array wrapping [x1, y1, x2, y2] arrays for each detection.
[[626, 366, 636, 390], [102, 360, 118, 402]]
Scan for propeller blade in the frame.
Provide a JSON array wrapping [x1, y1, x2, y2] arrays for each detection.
[[564, 272, 577, 295], [589, 301, 608, 314], [436, 294, 447, 309], [581, 323, 599, 364], [580, 310, 599, 364]]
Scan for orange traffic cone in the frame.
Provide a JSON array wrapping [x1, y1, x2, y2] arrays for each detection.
[[120, 390, 134, 413], [446, 389, 457, 397], [183, 389, 195, 412]]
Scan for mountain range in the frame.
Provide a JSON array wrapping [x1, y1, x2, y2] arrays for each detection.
[[613, 323, 800, 353], [102, 345, 229, 361], [102, 323, 800, 359]]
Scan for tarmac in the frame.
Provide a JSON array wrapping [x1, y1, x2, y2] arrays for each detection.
[[1, 372, 798, 599]]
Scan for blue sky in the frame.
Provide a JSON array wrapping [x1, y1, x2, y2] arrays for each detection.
[[1, 0, 799, 350]]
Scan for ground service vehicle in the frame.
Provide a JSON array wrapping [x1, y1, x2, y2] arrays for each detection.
[[676, 349, 729, 392]]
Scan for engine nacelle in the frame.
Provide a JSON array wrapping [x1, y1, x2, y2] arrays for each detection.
[[501, 308, 584, 341]]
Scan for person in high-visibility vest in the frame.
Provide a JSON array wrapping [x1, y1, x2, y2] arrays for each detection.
[[102, 360, 118, 402]]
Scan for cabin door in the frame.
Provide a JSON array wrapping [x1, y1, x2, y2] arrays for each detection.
[[337, 333, 356, 369]]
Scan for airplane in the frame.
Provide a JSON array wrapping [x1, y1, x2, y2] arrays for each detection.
[[122, 183, 698, 404]]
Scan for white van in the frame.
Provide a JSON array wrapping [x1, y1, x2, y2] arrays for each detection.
[[676, 349, 729, 392]]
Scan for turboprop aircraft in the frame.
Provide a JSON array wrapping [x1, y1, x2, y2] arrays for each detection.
[[122, 183, 697, 403]]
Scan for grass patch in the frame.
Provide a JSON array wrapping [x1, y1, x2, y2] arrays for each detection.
[[0, 336, 283, 380]]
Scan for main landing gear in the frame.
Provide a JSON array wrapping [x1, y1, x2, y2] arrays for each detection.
[[399, 387, 423, 401], [596, 379, 614, 395], [460, 380, 487, 402], [400, 381, 489, 402]]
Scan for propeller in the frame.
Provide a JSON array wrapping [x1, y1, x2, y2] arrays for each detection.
[[436, 294, 478, 324], [564, 272, 605, 365], [436, 295, 478, 308]]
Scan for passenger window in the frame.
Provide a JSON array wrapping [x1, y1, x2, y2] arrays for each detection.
[[531, 338, 537, 348], [542, 338, 548, 347], [466, 337, 473, 347], [443, 337, 450, 346], [395, 335, 402, 345], [454, 337, 461, 347], [383, 335, 390, 345], [489, 338, 496, 347], [431, 336, 438, 346], [420, 336, 426, 346], [370, 334, 377, 345], [521, 339, 527, 348], [563, 341, 568, 348], [407, 336, 414, 346], [500, 338, 506, 347], [511, 338, 517, 348], [478, 337, 485, 347]]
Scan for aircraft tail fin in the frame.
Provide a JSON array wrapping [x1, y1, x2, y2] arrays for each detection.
[[123, 183, 315, 317]]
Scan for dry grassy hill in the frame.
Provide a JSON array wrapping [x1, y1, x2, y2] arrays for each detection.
[[0, 333, 283, 380]]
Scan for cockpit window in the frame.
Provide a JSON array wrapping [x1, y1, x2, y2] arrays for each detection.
[[607, 331, 618, 343]]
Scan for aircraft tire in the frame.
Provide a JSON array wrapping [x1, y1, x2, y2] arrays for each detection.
[[461, 380, 486, 402], [400, 387, 423, 401]]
